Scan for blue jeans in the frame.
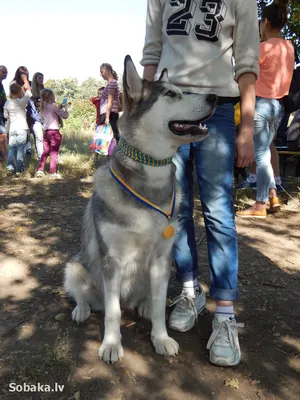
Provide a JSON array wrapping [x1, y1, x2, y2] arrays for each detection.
[[254, 97, 284, 202], [173, 104, 238, 301], [7, 130, 28, 173]]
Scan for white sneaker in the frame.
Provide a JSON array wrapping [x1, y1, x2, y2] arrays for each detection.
[[36, 170, 44, 177], [207, 317, 244, 366], [168, 288, 206, 332], [49, 173, 62, 179]]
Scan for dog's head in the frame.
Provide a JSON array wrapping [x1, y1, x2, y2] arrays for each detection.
[[118, 56, 218, 158]]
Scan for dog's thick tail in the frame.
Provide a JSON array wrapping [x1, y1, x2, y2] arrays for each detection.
[[64, 258, 103, 311]]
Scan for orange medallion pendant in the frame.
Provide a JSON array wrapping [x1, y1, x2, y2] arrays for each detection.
[[162, 225, 176, 239]]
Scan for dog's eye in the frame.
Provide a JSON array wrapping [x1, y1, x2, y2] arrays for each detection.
[[165, 90, 176, 98]]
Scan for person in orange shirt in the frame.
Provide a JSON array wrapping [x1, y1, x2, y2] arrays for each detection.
[[236, 0, 294, 219]]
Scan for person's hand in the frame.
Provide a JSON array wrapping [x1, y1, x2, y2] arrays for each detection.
[[23, 82, 30, 91], [235, 126, 254, 168], [105, 117, 109, 126]]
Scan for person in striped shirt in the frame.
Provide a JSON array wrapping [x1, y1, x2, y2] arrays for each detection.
[[100, 63, 120, 141]]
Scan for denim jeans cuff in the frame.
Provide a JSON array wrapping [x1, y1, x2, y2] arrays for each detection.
[[256, 196, 269, 203], [210, 286, 239, 301], [176, 268, 200, 283]]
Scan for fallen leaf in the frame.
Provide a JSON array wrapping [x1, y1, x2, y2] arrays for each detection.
[[166, 298, 172, 306], [55, 313, 67, 321], [16, 227, 23, 232], [224, 378, 239, 390], [73, 391, 80, 400], [125, 370, 136, 380]]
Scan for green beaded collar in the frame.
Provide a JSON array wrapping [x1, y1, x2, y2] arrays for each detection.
[[118, 137, 173, 167]]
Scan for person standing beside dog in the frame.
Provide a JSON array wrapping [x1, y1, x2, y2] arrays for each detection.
[[142, 0, 259, 366], [236, 0, 294, 218], [99, 63, 120, 141], [36, 89, 69, 179], [0, 65, 8, 161]]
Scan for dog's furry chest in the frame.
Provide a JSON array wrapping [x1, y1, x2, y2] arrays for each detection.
[[99, 208, 177, 263], [99, 212, 176, 304]]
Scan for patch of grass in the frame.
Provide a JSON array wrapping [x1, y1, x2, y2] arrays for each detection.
[[233, 188, 255, 211], [47, 330, 71, 365], [0, 128, 95, 180], [59, 153, 94, 178], [60, 127, 93, 156], [16, 331, 73, 385], [56, 128, 95, 178]]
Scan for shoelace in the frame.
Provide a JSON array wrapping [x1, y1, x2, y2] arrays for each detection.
[[169, 292, 199, 323], [206, 319, 244, 350]]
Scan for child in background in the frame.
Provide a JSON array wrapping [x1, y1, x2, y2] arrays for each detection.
[[4, 83, 32, 175], [91, 87, 104, 128], [36, 89, 69, 179]]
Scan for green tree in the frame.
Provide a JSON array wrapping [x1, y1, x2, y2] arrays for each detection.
[[76, 77, 106, 100], [44, 74, 124, 102], [44, 77, 79, 102]]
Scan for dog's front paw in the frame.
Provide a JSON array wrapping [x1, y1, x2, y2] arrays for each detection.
[[98, 341, 124, 363], [72, 305, 91, 324], [151, 335, 179, 357], [138, 299, 151, 320]]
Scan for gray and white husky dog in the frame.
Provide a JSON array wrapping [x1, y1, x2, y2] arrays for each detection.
[[64, 56, 217, 363]]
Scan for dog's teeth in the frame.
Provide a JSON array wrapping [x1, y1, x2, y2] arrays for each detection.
[[199, 123, 208, 130]]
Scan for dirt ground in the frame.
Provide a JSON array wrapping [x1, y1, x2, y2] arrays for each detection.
[[0, 175, 300, 400]]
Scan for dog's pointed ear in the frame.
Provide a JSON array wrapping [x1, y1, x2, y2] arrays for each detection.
[[123, 55, 143, 111], [158, 68, 169, 83]]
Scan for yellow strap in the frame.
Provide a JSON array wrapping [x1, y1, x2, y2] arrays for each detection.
[[110, 166, 174, 218]]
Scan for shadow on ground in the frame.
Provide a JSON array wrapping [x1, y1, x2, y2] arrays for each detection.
[[0, 177, 299, 400]]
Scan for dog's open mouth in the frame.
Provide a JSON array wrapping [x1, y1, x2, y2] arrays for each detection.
[[169, 113, 213, 136]]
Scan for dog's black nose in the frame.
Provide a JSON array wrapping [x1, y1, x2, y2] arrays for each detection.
[[206, 94, 218, 105]]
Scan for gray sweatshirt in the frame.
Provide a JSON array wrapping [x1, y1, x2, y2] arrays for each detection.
[[141, 0, 260, 97]]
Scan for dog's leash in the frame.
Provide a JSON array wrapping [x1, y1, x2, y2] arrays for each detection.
[[109, 166, 176, 239]]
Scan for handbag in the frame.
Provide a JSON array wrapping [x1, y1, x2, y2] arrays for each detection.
[[108, 137, 117, 155], [89, 123, 113, 155]]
